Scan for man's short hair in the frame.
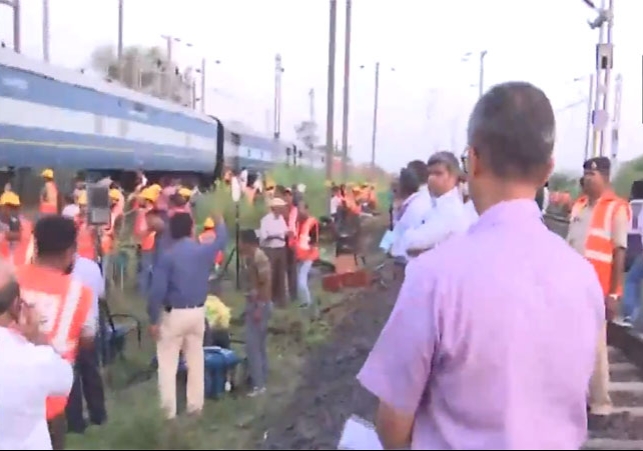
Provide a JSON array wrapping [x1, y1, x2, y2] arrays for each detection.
[[399, 168, 419, 196], [169, 212, 193, 240], [467, 81, 555, 182], [240, 229, 259, 245], [427, 151, 461, 175], [34, 215, 77, 258], [406, 160, 428, 184]]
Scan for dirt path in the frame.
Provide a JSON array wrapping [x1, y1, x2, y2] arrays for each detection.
[[258, 264, 400, 450]]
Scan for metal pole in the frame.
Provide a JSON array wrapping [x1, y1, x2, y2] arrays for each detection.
[[583, 74, 595, 161], [13, 0, 20, 53], [590, 0, 613, 158], [274, 54, 283, 139], [478, 50, 487, 98], [325, 0, 337, 198], [117, 0, 124, 81], [200, 58, 206, 113], [370, 62, 380, 171], [117, 0, 124, 61], [599, 0, 614, 157], [340, 0, 352, 182], [42, 0, 50, 62]]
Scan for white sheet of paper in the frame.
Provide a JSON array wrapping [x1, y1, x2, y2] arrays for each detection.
[[338, 415, 383, 450]]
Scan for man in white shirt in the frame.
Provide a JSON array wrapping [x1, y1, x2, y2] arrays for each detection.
[[0, 263, 73, 450], [66, 255, 107, 433], [390, 164, 432, 262], [259, 197, 289, 307], [405, 152, 470, 257]]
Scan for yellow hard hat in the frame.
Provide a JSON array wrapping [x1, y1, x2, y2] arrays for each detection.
[[140, 188, 157, 203], [149, 184, 162, 193], [41, 168, 54, 179], [203, 217, 215, 229], [178, 187, 192, 198], [77, 191, 87, 206], [109, 188, 121, 201], [0, 191, 20, 207]]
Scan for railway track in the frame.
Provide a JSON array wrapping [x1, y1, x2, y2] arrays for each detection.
[[543, 214, 643, 449]]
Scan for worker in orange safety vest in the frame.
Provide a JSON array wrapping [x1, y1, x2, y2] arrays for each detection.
[[39, 168, 59, 216], [135, 188, 158, 296], [0, 191, 34, 267], [198, 217, 224, 270], [566, 156, 631, 430], [16, 215, 95, 451], [73, 191, 99, 261], [294, 202, 319, 308]]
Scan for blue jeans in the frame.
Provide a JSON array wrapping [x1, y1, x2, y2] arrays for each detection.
[[138, 250, 154, 297], [297, 260, 313, 306], [623, 254, 643, 319]]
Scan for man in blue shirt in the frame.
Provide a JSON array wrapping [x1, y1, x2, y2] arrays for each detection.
[[147, 212, 227, 419]]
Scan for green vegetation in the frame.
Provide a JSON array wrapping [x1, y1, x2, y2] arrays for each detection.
[[70, 165, 388, 449], [613, 155, 643, 198]]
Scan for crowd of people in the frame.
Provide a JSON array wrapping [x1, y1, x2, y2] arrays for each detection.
[[0, 164, 340, 449], [358, 81, 631, 449]]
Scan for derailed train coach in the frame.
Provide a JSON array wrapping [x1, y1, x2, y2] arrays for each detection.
[[0, 48, 314, 200], [0, 48, 226, 195]]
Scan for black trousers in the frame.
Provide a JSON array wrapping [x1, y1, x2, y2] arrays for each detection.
[[65, 344, 107, 433]]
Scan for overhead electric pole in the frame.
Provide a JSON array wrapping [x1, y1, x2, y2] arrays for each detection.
[[340, 0, 352, 182], [370, 61, 380, 172], [273, 54, 284, 139], [325, 0, 337, 188], [0, 0, 21, 52], [42, 0, 50, 62]]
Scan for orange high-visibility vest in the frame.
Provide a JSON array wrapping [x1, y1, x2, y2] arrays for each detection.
[[134, 209, 156, 251], [198, 229, 224, 265], [39, 181, 58, 214], [286, 206, 298, 247], [76, 222, 97, 261], [0, 216, 33, 266], [16, 265, 93, 420], [295, 217, 319, 261], [571, 191, 631, 296]]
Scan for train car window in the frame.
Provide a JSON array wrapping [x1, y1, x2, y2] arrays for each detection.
[[247, 148, 251, 157], [286, 147, 291, 156], [231, 133, 241, 145], [133, 102, 145, 112]]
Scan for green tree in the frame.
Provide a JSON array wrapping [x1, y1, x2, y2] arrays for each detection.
[[613, 155, 643, 198], [89, 44, 189, 106]]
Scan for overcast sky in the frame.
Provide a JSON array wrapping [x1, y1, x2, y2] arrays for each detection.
[[1, 0, 642, 172]]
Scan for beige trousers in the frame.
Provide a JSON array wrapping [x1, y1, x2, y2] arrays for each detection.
[[157, 306, 205, 419], [589, 322, 612, 415]]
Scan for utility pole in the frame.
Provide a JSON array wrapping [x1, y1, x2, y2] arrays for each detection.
[[583, 74, 595, 162], [587, 0, 614, 158], [340, 0, 352, 182], [325, 0, 337, 189], [0, 0, 20, 52], [273, 54, 284, 140], [117, 0, 124, 60], [42, 0, 50, 62], [200, 58, 206, 113], [370, 62, 380, 171], [161, 35, 174, 99], [478, 50, 487, 98]]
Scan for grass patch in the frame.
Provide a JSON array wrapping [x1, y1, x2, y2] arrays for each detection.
[[68, 277, 346, 450]]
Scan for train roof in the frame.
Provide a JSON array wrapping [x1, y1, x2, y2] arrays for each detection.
[[0, 48, 218, 125]]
